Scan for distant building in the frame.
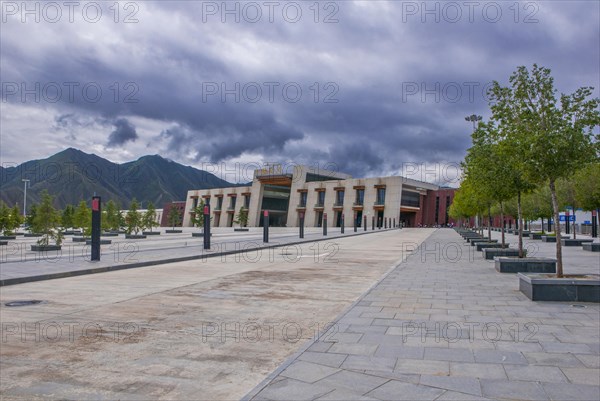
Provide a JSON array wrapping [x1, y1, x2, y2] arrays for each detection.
[[161, 201, 186, 227], [183, 164, 457, 228]]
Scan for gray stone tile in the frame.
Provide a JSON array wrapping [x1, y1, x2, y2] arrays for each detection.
[[495, 341, 543, 353], [523, 352, 585, 368], [362, 370, 420, 384], [366, 380, 445, 401], [298, 351, 348, 368], [394, 359, 450, 376], [473, 349, 528, 365], [574, 354, 600, 369], [315, 388, 379, 401], [542, 382, 600, 401], [328, 343, 377, 356], [326, 332, 363, 344], [374, 344, 425, 360], [255, 378, 334, 401], [346, 325, 388, 335], [435, 391, 494, 401], [560, 368, 600, 386], [341, 355, 396, 372], [280, 361, 340, 384], [419, 375, 482, 396], [316, 370, 389, 395], [308, 341, 334, 353], [423, 347, 474, 362], [480, 379, 548, 400], [541, 342, 593, 354], [449, 363, 507, 380], [505, 365, 568, 383]]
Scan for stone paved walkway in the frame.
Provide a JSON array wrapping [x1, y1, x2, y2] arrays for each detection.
[[246, 229, 600, 401]]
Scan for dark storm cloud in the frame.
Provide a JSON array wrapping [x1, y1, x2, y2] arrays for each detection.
[[107, 118, 138, 147], [1, 1, 598, 173]]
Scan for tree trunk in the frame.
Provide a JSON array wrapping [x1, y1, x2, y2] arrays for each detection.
[[572, 204, 577, 240], [517, 192, 524, 258], [549, 180, 563, 277], [488, 205, 492, 239], [541, 217, 545, 234], [500, 202, 505, 247]]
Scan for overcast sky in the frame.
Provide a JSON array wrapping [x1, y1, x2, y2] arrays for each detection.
[[1, 1, 598, 184]]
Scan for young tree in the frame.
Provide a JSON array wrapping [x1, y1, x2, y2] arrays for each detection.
[[191, 199, 207, 229], [167, 205, 182, 229], [233, 207, 249, 228], [32, 190, 63, 246], [557, 178, 578, 239], [61, 204, 75, 229], [104, 200, 121, 231], [143, 201, 159, 232], [489, 64, 599, 276], [73, 200, 91, 236], [8, 205, 23, 234], [573, 163, 600, 212], [126, 199, 143, 235], [0, 202, 9, 235], [522, 186, 553, 233], [25, 204, 37, 233]]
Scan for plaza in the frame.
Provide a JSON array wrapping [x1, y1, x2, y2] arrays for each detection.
[[1, 228, 598, 400]]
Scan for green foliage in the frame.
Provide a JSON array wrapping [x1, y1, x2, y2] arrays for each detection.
[[9, 205, 23, 234], [167, 205, 182, 229], [233, 207, 249, 227], [143, 201, 159, 231], [0, 202, 10, 235], [521, 186, 553, 221], [104, 200, 121, 231], [61, 204, 75, 228], [73, 200, 91, 236], [573, 163, 600, 211], [125, 199, 143, 235], [32, 190, 63, 246], [191, 199, 206, 228], [25, 204, 37, 232]]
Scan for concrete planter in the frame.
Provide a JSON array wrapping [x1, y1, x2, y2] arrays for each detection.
[[495, 257, 556, 274], [466, 236, 489, 243], [530, 233, 544, 240], [125, 234, 147, 239], [519, 273, 600, 302], [0, 235, 16, 240], [166, 230, 183, 233], [234, 228, 250, 232], [24, 233, 42, 237], [72, 237, 90, 242], [0, 241, 7, 246], [30, 245, 62, 252], [583, 243, 600, 252], [143, 231, 161, 235], [102, 232, 119, 237], [62, 230, 82, 235], [192, 232, 213, 237], [521, 231, 530, 237], [475, 242, 507, 252], [483, 248, 524, 260], [542, 236, 557, 243], [470, 239, 498, 246], [561, 239, 593, 247], [85, 239, 112, 245]]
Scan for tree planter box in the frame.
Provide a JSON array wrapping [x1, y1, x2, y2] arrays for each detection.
[[102, 232, 119, 237], [125, 234, 147, 239], [495, 257, 556, 274], [31, 245, 62, 252], [62, 230, 82, 235], [476, 242, 507, 251], [483, 248, 524, 260], [0, 235, 16, 240], [24, 233, 42, 237], [583, 243, 600, 252], [143, 231, 161, 235], [234, 228, 250, 232], [192, 233, 213, 237], [85, 239, 112, 245], [561, 239, 593, 247], [470, 239, 498, 246], [166, 230, 183, 233], [542, 236, 557, 243], [522, 231, 530, 237], [72, 237, 90, 242], [518, 273, 600, 302], [466, 236, 488, 243], [0, 241, 7, 246], [530, 233, 544, 240]]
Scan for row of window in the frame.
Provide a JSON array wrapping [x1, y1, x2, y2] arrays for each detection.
[[192, 194, 251, 211], [298, 188, 386, 208]]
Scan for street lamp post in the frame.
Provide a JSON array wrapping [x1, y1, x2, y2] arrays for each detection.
[[22, 179, 30, 218], [465, 114, 482, 132]]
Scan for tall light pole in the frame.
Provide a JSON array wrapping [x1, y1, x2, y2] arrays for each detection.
[[465, 114, 482, 132], [22, 179, 30, 218]]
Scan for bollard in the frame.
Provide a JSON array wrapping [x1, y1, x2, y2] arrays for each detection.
[[384, 218, 387, 229], [203, 205, 211, 249], [565, 210, 570, 235], [299, 212, 305, 239], [353, 213, 357, 232], [592, 210, 598, 238], [323, 213, 327, 236], [378, 218, 382, 230], [341, 213, 344, 234], [364, 215, 367, 231], [393, 218, 396, 228], [372, 216, 375, 230], [91, 196, 101, 261], [263, 210, 269, 243]]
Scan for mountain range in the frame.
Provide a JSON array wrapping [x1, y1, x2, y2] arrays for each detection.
[[0, 148, 234, 210]]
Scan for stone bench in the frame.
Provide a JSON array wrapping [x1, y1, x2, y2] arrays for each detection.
[[475, 242, 506, 251], [495, 257, 556, 273], [483, 248, 523, 260], [542, 236, 557, 243], [561, 239, 594, 247], [582, 243, 600, 252]]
